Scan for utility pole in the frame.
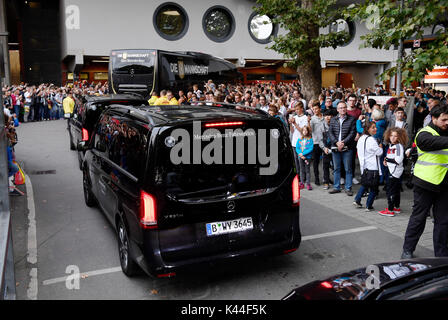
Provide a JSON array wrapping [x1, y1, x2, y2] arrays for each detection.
[[396, 0, 404, 96]]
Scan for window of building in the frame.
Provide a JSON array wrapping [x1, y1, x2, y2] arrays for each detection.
[[280, 73, 297, 81], [432, 23, 446, 35], [202, 6, 235, 43], [248, 12, 277, 44], [153, 2, 189, 41], [246, 73, 275, 81], [67, 72, 89, 80], [329, 19, 356, 47], [94, 72, 109, 80]]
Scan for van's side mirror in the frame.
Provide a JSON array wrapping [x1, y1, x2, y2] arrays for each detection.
[[95, 141, 106, 152], [77, 141, 87, 152]]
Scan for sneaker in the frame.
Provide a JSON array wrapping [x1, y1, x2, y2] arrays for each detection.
[[307, 184, 313, 190], [323, 184, 329, 190], [379, 208, 395, 217], [345, 189, 353, 196], [341, 178, 345, 185], [393, 208, 401, 214], [401, 251, 414, 259], [352, 177, 360, 185], [365, 207, 374, 212], [353, 201, 362, 208], [299, 183, 305, 190], [329, 189, 341, 194]]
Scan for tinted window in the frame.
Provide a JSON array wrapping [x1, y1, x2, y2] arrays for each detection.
[[111, 50, 156, 74], [153, 120, 293, 197]]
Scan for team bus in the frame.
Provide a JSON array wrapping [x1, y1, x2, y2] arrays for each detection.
[[108, 49, 241, 98]]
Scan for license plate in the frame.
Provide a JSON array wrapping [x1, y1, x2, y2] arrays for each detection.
[[206, 217, 253, 236]]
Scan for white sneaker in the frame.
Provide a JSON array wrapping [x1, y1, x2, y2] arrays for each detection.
[[353, 177, 360, 185], [341, 178, 345, 185]]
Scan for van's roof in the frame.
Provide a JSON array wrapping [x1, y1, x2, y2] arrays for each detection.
[[108, 103, 273, 127]]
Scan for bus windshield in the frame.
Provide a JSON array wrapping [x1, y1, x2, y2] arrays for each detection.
[[111, 50, 156, 74]]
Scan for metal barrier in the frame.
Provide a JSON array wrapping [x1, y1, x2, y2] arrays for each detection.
[[0, 37, 16, 300]]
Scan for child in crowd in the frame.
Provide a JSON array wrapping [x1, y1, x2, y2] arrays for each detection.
[[268, 105, 287, 127], [379, 128, 409, 217], [296, 125, 314, 190]]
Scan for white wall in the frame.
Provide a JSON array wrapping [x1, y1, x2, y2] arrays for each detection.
[[60, 0, 396, 64]]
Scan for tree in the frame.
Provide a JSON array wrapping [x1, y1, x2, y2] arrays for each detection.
[[348, 0, 448, 87], [255, 0, 350, 102]]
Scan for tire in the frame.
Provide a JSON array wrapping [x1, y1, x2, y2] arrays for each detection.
[[69, 132, 76, 150], [117, 219, 139, 277], [77, 151, 83, 170], [83, 170, 96, 207]]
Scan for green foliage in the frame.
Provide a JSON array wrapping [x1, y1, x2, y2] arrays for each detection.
[[255, 0, 351, 67], [347, 0, 448, 85]]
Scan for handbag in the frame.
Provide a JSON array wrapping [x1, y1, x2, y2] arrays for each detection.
[[360, 136, 380, 188]]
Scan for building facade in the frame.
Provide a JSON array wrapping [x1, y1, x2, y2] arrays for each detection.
[[5, 0, 405, 89]]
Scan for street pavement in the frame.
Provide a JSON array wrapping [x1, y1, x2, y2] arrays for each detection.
[[8, 119, 436, 300], [301, 172, 435, 253]]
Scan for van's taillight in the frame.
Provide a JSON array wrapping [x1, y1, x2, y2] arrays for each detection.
[[140, 191, 157, 229], [82, 128, 89, 141], [204, 121, 244, 128], [292, 175, 300, 206]]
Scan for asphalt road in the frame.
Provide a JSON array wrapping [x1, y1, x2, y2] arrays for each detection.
[[10, 119, 433, 300]]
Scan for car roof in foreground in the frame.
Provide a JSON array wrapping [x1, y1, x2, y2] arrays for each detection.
[[283, 257, 448, 300], [85, 93, 147, 103]]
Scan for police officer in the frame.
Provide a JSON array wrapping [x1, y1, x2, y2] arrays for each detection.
[[402, 105, 448, 258]]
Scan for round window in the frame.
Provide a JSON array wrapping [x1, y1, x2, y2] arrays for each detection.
[[153, 2, 189, 41], [329, 19, 356, 47], [248, 13, 277, 44], [432, 24, 446, 35], [202, 6, 235, 42]]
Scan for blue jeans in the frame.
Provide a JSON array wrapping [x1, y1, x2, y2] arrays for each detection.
[[332, 149, 353, 191], [355, 185, 377, 209], [379, 145, 389, 184], [14, 104, 20, 117]]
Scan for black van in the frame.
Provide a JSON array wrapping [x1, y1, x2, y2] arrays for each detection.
[[69, 94, 148, 169], [80, 103, 301, 278]]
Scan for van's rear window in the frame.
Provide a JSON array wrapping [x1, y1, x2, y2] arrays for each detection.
[[153, 120, 293, 198]]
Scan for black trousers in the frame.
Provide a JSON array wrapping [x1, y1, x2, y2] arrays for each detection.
[[403, 185, 448, 257], [312, 144, 321, 183], [322, 152, 332, 184], [387, 176, 401, 210]]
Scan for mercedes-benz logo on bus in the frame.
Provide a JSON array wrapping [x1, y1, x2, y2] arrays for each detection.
[[227, 201, 236, 212]]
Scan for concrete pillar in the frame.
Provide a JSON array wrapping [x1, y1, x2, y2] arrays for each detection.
[[0, 0, 10, 85]]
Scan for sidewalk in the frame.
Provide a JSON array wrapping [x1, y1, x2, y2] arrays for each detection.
[[300, 177, 435, 254]]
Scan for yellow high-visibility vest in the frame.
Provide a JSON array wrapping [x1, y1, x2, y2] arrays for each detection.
[[414, 126, 448, 185]]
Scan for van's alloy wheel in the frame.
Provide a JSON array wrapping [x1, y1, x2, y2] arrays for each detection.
[[83, 170, 96, 207], [117, 220, 139, 276]]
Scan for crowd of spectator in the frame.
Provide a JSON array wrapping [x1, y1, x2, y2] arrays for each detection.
[[3, 79, 447, 211], [148, 80, 446, 217]]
